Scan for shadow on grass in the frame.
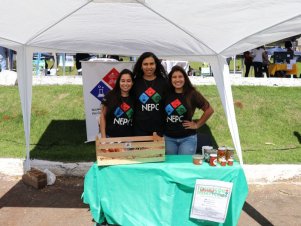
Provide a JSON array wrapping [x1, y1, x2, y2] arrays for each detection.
[[196, 124, 218, 154], [30, 120, 218, 162], [294, 131, 301, 144], [30, 120, 95, 162]]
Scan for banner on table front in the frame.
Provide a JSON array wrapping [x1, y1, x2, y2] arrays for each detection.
[[81, 61, 134, 142]]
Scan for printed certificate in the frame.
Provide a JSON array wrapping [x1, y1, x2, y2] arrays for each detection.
[[190, 179, 233, 223]]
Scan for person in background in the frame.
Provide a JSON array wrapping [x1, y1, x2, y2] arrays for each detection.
[[107, 55, 121, 61], [75, 53, 90, 75], [285, 41, 293, 52], [188, 66, 194, 76], [243, 51, 253, 77], [251, 46, 265, 77], [164, 65, 214, 155], [100, 69, 134, 138], [0, 46, 7, 72], [132, 52, 168, 136], [262, 47, 270, 78]]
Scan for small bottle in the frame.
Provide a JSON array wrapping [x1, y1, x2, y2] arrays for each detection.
[[209, 154, 217, 166], [221, 159, 227, 166], [217, 147, 226, 163], [226, 147, 234, 161], [227, 159, 234, 166]]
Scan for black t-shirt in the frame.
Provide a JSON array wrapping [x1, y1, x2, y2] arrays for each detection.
[[132, 76, 168, 136], [102, 92, 134, 137], [164, 91, 209, 138]]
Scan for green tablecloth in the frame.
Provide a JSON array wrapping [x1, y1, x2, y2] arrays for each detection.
[[82, 155, 248, 226]]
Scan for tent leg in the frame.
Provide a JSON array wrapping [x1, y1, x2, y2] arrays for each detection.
[[16, 46, 34, 173], [209, 56, 244, 165]]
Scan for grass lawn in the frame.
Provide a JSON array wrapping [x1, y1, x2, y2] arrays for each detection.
[[0, 85, 300, 164]]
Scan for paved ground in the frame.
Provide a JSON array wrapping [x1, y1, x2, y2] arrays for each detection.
[[0, 174, 300, 226], [238, 177, 301, 226]]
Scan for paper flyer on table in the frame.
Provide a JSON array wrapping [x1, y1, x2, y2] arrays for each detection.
[[190, 179, 233, 223]]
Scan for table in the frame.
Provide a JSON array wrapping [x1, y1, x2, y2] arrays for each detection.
[[82, 156, 248, 226], [269, 63, 297, 77]]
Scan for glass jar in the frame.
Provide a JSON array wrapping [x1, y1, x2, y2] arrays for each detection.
[[209, 154, 217, 166], [217, 147, 226, 163]]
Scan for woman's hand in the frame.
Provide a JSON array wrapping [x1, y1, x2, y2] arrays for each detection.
[[182, 120, 198, 130], [182, 105, 214, 130]]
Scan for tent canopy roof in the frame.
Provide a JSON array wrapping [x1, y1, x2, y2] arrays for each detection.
[[1, 0, 301, 59], [3, 0, 301, 168]]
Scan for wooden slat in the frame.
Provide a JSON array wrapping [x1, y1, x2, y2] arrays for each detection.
[[97, 156, 165, 166], [96, 134, 163, 143], [96, 141, 164, 150], [97, 148, 164, 157], [95, 133, 165, 166]]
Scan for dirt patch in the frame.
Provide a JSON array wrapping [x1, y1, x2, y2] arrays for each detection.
[[0, 175, 93, 226], [58, 93, 70, 100], [234, 100, 244, 109], [2, 115, 10, 120]]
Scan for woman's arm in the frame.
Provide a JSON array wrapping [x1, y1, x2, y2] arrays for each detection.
[[183, 105, 214, 130], [100, 105, 107, 137], [194, 105, 214, 129]]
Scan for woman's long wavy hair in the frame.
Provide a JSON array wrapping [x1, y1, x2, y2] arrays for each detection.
[[106, 69, 134, 114], [133, 52, 167, 80], [168, 65, 197, 118]]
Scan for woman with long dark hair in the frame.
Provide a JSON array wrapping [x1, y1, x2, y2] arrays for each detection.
[[164, 65, 214, 155], [100, 69, 134, 137], [132, 52, 168, 136]]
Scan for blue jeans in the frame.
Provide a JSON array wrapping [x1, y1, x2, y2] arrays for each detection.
[[164, 134, 197, 155]]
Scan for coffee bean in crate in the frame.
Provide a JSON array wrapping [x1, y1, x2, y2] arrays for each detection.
[[96, 133, 165, 166]]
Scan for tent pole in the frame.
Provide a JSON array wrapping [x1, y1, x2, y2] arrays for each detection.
[[16, 46, 33, 172], [209, 55, 244, 165]]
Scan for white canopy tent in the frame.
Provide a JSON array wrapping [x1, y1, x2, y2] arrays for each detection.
[[1, 0, 301, 171]]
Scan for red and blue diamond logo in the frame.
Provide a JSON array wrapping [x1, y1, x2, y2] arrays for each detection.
[[90, 68, 120, 102]]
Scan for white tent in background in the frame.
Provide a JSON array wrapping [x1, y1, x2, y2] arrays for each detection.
[[1, 0, 301, 170]]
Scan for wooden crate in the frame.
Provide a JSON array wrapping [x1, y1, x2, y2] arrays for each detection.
[[96, 133, 165, 166]]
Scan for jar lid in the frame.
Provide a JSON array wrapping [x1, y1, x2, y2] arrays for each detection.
[[210, 154, 217, 157], [203, 146, 213, 150], [192, 154, 204, 159], [218, 147, 226, 151], [226, 147, 234, 151]]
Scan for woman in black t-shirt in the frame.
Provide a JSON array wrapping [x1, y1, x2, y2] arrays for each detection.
[[100, 69, 134, 137], [164, 65, 214, 155], [132, 52, 168, 136]]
